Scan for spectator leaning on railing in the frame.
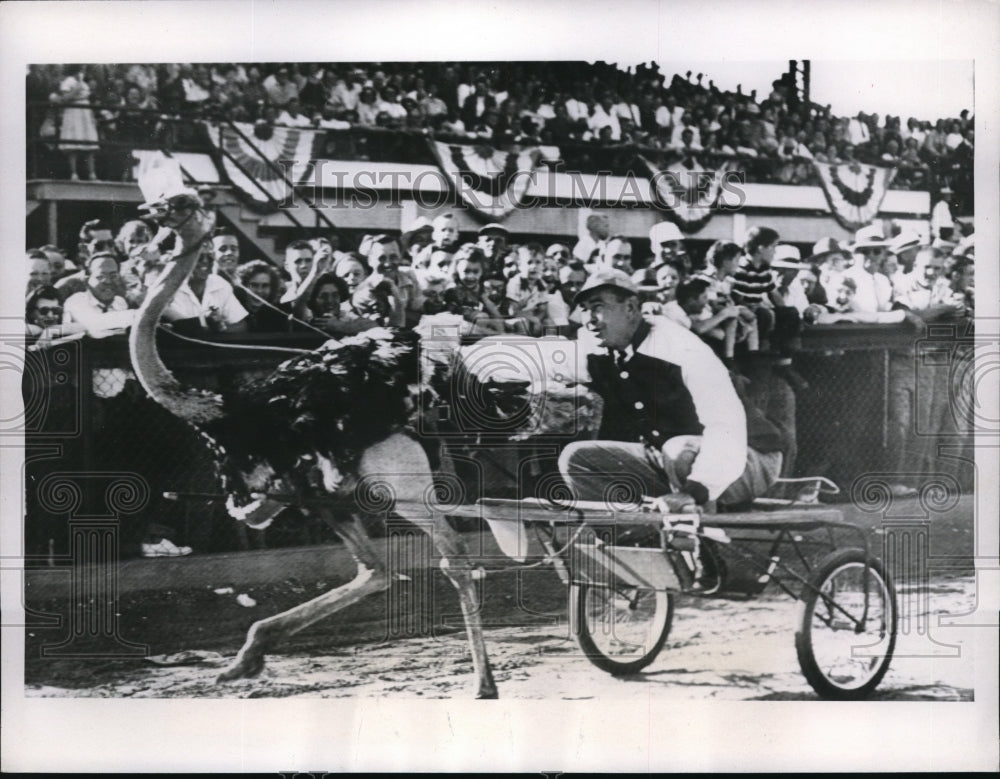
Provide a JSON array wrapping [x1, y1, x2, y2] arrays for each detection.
[[62, 253, 134, 334], [160, 242, 248, 334]]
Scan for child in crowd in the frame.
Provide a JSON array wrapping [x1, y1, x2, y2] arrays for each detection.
[[505, 244, 548, 317], [420, 273, 449, 315], [699, 242, 761, 359], [641, 263, 681, 316], [817, 243, 852, 298], [443, 247, 502, 326], [332, 253, 369, 299], [827, 277, 859, 313]]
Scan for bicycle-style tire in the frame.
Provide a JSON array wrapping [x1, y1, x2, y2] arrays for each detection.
[[570, 580, 674, 675], [795, 548, 897, 699]]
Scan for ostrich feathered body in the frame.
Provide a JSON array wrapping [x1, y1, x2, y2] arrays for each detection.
[[205, 328, 435, 499]]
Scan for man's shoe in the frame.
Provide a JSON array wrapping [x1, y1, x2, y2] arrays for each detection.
[[141, 539, 193, 558]]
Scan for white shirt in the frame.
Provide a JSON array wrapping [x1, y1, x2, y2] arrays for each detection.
[[895, 276, 954, 312], [847, 118, 870, 145], [782, 279, 812, 314], [588, 106, 621, 140], [276, 110, 313, 128], [378, 100, 408, 120], [670, 123, 703, 151], [612, 101, 641, 125], [565, 98, 590, 123], [931, 200, 954, 235], [661, 300, 692, 328], [546, 291, 570, 327], [845, 265, 893, 313], [317, 116, 351, 129], [63, 291, 134, 334], [655, 105, 684, 130], [164, 273, 248, 326], [572, 236, 606, 265]]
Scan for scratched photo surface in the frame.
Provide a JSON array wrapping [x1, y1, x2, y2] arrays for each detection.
[[3, 1, 998, 774]]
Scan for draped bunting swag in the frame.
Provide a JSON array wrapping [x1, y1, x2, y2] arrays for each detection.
[[429, 140, 552, 222], [640, 155, 738, 233], [204, 122, 325, 211], [812, 160, 897, 231]]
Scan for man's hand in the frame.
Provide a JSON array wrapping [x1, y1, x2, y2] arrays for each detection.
[[646, 493, 698, 515]]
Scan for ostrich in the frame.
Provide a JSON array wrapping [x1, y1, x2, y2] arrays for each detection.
[[129, 191, 499, 698]]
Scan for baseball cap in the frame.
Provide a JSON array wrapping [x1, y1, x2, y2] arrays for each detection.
[[572, 267, 638, 307], [478, 223, 510, 236]]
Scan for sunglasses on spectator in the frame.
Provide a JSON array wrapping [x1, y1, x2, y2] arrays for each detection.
[[36, 306, 63, 315]]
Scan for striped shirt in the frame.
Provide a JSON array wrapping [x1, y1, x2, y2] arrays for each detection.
[[730, 257, 776, 305]]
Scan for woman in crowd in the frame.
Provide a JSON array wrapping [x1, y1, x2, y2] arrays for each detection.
[[234, 260, 294, 332], [55, 65, 100, 181], [305, 272, 377, 335], [25, 285, 87, 343]]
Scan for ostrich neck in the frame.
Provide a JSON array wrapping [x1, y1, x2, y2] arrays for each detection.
[[128, 209, 223, 425]]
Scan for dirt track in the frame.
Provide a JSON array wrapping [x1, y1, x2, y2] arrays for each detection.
[[23, 495, 981, 700], [24, 573, 977, 701]]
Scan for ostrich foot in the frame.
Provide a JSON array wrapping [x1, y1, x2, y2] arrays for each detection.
[[216, 637, 268, 682]]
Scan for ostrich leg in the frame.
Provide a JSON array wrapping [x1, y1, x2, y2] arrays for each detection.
[[217, 514, 389, 682], [358, 433, 499, 699]]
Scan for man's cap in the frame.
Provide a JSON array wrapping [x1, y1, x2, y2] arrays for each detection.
[[851, 224, 888, 250], [545, 243, 570, 257], [478, 222, 509, 236], [771, 244, 804, 269], [573, 267, 638, 307], [649, 221, 684, 246], [888, 231, 923, 256], [805, 236, 849, 263]]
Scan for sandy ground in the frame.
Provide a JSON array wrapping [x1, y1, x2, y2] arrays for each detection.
[[25, 571, 977, 701]]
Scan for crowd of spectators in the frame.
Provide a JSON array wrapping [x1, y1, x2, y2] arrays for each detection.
[[26, 198, 975, 357], [27, 61, 973, 194], [23, 201, 975, 556]]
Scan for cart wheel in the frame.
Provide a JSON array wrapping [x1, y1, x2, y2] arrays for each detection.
[[570, 580, 673, 675], [795, 548, 897, 699]]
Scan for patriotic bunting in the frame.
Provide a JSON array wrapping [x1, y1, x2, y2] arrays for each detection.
[[203, 121, 325, 211], [812, 160, 897, 231], [639, 155, 737, 233], [430, 140, 553, 221]]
